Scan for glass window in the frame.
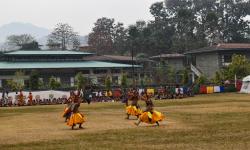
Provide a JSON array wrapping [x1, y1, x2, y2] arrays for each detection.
[[93, 70, 107, 74], [56, 77, 60, 82], [111, 69, 121, 74], [222, 55, 232, 66], [70, 77, 74, 87]]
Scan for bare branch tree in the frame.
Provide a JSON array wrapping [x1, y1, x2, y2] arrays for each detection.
[[47, 23, 80, 50], [6, 34, 35, 49]]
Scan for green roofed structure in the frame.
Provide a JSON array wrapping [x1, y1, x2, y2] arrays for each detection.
[[0, 50, 141, 88], [0, 61, 137, 69], [4, 50, 93, 55]]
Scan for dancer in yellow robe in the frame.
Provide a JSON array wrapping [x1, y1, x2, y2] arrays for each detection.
[[67, 91, 86, 130], [135, 92, 164, 126], [125, 89, 142, 119], [62, 91, 74, 122]]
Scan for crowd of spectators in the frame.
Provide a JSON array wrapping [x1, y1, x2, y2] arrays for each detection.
[[0, 86, 195, 107]]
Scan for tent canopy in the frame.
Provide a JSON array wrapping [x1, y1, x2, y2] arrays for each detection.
[[240, 75, 250, 94], [242, 75, 250, 82]]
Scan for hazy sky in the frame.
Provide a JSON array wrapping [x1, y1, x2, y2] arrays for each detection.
[[0, 0, 160, 35]]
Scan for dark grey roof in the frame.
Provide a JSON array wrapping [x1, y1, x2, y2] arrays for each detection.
[[84, 54, 153, 62], [150, 53, 185, 59], [4, 50, 93, 56], [185, 43, 250, 54]]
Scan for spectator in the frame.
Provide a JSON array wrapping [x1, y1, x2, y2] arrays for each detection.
[[28, 92, 33, 106]]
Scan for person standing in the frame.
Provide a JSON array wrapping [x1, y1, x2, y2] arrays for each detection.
[[18, 90, 24, 106], [28, 92, 33, 106], [14, 92, 19, 106], [4, 91, 9, 107], [1, 90, 5, 107]]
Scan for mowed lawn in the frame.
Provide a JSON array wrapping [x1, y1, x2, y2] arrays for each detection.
[[0, 93, 250, 150]]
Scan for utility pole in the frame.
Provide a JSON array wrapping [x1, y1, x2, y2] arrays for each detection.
[[128, 26, 137, 88], [131, 46, 135, 88]]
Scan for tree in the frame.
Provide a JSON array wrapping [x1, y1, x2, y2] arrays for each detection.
[[20, 41, 40, 50], [165, 0, 204, 52], [86, 0, 250, 56], [144, 75, 153, 86], [221, 54, 250, 80], [212, 71, 223, 85], [113, 23, 128, 54], [126, 6, 175, 56], [105, 76, 112, 91], [154, 62, 178, 85], [6, 34, 37, 49], [72, 36, 81, 50], [165, 0, 250, 46], [120, 73, 128, 89], [88, 17, 128, 54], [75, 72, 87, 90], [150, 2, 168, 21], [48, 76, 61, 90], [47, 23, 80, 50], [182, 69, 189, 85], [167, 66, 176, 83], [47, 38, 61, 50], [149, 2, 175, 54], [196, 76, 207, 85], [216, 0, 250, 43], [29, 70, 40, 90], [7, 71, 25, 91], [154, 62, 167, 85], [88, 17, 115, 54]]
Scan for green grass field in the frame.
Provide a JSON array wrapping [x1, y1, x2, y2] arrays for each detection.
[[0, 93, 250, 150]]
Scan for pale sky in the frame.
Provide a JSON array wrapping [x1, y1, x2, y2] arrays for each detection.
[[0, 0, 160, 35]]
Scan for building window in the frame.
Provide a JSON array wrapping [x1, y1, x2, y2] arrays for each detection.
[[93, 70, 107, 74], [97, 77, 105, 84], [81, 70, 90, 74], [70, 77, 74, 87], [56, 77, 61, 82], [111, 69, 121, 74], [112, 76, 118, 85], [222, 55, 232, 66]]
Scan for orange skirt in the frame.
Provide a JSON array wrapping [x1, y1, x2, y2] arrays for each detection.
[[139, 111, 164, 124], [67, 113, 86, 126], [126, 105, 142, 116]]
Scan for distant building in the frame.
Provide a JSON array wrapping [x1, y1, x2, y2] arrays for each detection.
[[150, 53, 187, 84], [84, 54, 155, 84], [0, 50, 140, 89], [185, 43, 250, 79], [150, 53, 186, 71]]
